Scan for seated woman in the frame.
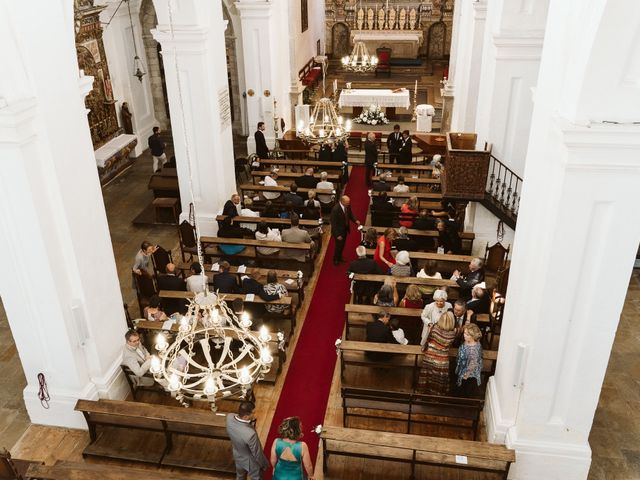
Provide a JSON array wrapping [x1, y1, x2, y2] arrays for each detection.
[[217, 216, 252, 256], [360, 227, 378, 249], [304, 190, 321, 209], [263, 271, 289, 314], [143, 295, 168, 321], [456, 323, 484, 397], [417, 310, 456, 395], [374, 227, 397, 273], [399, 197, 419, 228], [419, 289, 452, 346], [416, 259, 442, 299], [255, 221, 281, 256], [373, 278, 398, 307], [271, 416, 315, 480], [399, 284, 424, 309], [262, 200, 280, 218], [390, 250, 412, 277], [436, 219, 462, 254]]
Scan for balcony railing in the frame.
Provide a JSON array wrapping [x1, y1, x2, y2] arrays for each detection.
[[485, 156, 522, 227]]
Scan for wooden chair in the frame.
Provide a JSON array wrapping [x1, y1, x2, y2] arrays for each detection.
[[487, 291, 506, 349], [177, 220, 198, 262], [120, 365, 160, 401], [133, 271, 157, 318], [123, 303, 134, 330], [0, 448, 34, 480], [484, 241, 510, 274], [151, 245, 173, 276], [375, 47, 392, 78]]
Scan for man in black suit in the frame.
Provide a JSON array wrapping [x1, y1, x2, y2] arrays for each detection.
[[295, 167, 317, 189], [156, 263, 186, 314], [349, 246, 382, 302], [365, 310, 395, 360], [222, 194, 241, 218], [394, 226, 419, 252], [453, 258, 485, 301], [371, 171, 392, 208], [364, 132, 378, 186], [386, 124, 402, 164], [371, 191, 398, 227], [213, 261, 239, 293], [330, 195, 361, 265], [283, 184, 304, 207], [254, 122, 269, 159], [398, 130, 413, 165]]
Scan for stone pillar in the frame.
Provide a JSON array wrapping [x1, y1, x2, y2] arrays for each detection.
[[485, 1, 640, 478], [0, 0, 129, 428], [235, 0, 291, 154], [473, 0, 549, 177], [151, 0, 236, 235], [98, 0, 159, 156], [450, 0, 488, 132]]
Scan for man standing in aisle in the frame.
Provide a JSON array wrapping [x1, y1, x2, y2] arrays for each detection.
[[330, 195, 361, 265], [386, 124, 402, 164], [226, 401, 270, 479], [148, 126, 167, 172], [364, 132, 378, 186], [255, 122, 270, 159], [398, 129, 413, 165]]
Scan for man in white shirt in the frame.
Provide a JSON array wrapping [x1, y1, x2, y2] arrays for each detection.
[[392, 175, 410, 207], [239, 197, 260, 231], [316, 171, 335, 205], [186, 262, 207, 294], [263, 169, 280, 200], [121, 330, 154, 386]]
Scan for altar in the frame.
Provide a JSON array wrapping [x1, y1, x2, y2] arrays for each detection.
[[338, 88, 411, 109], [351, 30, 423, 58]]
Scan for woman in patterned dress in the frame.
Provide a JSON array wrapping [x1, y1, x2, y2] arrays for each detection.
[[417, 311, 456, 395]]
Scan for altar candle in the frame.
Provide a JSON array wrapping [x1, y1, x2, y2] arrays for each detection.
[[414, 79, 418, 97]]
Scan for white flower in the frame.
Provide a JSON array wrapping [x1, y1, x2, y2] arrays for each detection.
[[313, 425, 323, 435], [372, 120, 377, 125]]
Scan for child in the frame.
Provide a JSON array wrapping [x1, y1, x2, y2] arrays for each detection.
[[390, 317, 409, 345]]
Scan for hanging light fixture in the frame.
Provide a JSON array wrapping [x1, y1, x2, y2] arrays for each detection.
[[148, 0, 274, 410], [341, 41, 378, 73], [125, 0, 146, 82], [297, 54, 351, 145]]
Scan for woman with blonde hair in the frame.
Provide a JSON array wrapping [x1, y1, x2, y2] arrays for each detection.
[[271, 416, 314, 479], [417, 311, 456, 395], [374, 227, 397, 272], [456, 323, 483, 397], [399, 196, 418, 228], [399, 284, 424, 309]]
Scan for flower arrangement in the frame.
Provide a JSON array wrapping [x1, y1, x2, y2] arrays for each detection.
[[353, 104, 389, 125]]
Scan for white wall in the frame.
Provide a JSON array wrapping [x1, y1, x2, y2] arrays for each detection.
[[466, 202, 515, 258], [293, 0, 325, 73]]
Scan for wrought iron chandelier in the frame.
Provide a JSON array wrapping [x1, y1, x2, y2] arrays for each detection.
[[341, 41, 378, 73], [149, 292, 273, 410]]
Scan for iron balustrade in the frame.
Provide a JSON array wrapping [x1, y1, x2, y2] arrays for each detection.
[[486, 155, 522, 218]]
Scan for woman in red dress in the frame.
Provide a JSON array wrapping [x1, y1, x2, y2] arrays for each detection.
[[399, 197, 418, 228], [374, 227, 397, 272]]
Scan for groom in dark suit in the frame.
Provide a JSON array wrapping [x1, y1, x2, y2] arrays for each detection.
[[254, 121, 269, 159], [330, 195, 361, 265], [386, 124, 402, 164]]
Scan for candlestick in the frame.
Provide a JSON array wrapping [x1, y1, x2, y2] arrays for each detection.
[[414, 79, 418, 97]]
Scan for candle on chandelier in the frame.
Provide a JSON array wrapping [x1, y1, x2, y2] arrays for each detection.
[[240, 311, 252, 329], [260, 347, 273, 364], [259, 325, 271, 342], [155, 333, 168, 351], [203, 376, 217, 396], [239, 367, 252, 385], [150, 355, 161, 374], [168, 373, 181, 391]]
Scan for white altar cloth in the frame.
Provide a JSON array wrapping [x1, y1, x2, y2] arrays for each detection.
[[94, 134, 137, 168], [338, 89, 411, 109]]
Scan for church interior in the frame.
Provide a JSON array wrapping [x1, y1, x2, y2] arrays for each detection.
[[1, 0, 640, 479]]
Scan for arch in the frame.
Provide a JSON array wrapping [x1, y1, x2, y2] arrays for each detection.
[[139, 0, 170, 129], [427, 21, 447, 60], [332, 22, 350, 58]]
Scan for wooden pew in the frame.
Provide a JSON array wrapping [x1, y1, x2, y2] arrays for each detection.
[[1, 448, 38, 480], [365, 224, 475, 254], [250, 170, 340, 185], [147, 175, 179, 199], [350, 273, 459, 301], [134, 320, 286, 383], [238, 184, 335, 203], [215, 214, 321, 229], [338, 340, 498, 389], [75, 399, 235, 473], [375, 162, 435, 176], [25, 461, 222, 480], [364, 249, 475, 276], [256, 158, 344, 172], [320, 426, 514, 479], [158, 291, 296, 335], [372, 175, 440, 189], [341, 386, 484, 440]]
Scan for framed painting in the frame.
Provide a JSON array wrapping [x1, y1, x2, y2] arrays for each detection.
[[301, 0, 308, 33]]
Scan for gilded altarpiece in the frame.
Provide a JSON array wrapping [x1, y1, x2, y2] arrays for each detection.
[[75, 0, 120, 149]]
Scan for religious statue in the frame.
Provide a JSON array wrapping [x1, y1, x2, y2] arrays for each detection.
[[120, 102, 134, 134]]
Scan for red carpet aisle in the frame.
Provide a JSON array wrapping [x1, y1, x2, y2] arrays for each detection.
[[263, 166, 369, 476]]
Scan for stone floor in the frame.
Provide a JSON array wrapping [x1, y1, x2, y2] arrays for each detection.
[[0, 144, 639, 478]]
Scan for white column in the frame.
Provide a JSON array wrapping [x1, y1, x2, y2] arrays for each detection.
[[236, 0, 292, 154], [0, 0, 129, 428], [473, 0, 549, 177], [98, 0, 158, 156], [151, 0, 236, 235], [450, 0, 488, 132], [485, 1, 640, 478]]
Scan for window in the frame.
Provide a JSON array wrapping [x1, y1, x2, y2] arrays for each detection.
[[301, 0, 308, 33]]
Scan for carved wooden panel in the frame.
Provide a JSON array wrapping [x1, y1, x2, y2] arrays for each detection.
[[332, 22, 350, 58], [427, 21, 446, 60]]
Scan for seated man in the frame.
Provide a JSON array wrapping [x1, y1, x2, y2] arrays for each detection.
[[263, 169, 280, 200], [156, 263, 186, 314], [295, 167, 318, 189], [186, 262, 207, 294], [241, 270, 281, 301], [371, 191, 398, 227], [263, 270, 288, 314], [413, 209, 437, 231], [316, 171, 334, 205], [365, 310, 395, 361], [222, 193, 241, 217], [394, 226, 419, 252], [452, 258, 485, 301], [280, 214, 313, 262], [466, 283, 490, 314], [392, 175, 410, 207], [213, 260, 239, 293], [436, 219, 462, 254], [283, 184, 304, 207], [349, 245, 382, 302], [122, 330, 154, 386]]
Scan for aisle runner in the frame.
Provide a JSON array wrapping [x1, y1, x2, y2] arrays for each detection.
[[263, 166, 369, 475]]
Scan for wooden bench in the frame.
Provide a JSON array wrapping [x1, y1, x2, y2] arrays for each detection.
[[375, 162, 435, 176], [148, 174, 179, 198], [152, 197, 179, 224], [350, 273, 459, 302], [338, 340, 498, 389], [238, 184, 335, 204], [215, 214, 321, 229], [25, 461, 221, 480], [1, 448, 38, 480], [250, 170, 340, 185], [134, 320, 286, 383], [320, 426, 514, 479], [372, 175, 440, 191], [75, 399, 235, 473], [364, 249, 475, 276], [341, 386, 484, 440], [256, 158, 343, 171], [298, 57, 322, 88], [365, 224, 475, 254]]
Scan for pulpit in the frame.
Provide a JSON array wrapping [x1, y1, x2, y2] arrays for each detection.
[[441, 133, 492, 200]]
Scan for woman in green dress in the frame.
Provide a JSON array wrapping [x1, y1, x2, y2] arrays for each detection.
[[271, 416, 315, 480]]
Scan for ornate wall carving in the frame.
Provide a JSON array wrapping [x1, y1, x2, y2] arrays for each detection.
[[74, 0, 120, 149]]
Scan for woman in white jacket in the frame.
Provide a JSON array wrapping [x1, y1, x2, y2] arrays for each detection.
[[419, 289, 452, 346], [255, 221, 281, 256]]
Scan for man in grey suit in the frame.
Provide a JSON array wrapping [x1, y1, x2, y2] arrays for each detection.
[[121, 329, 154, 386], [280, 214, 314, 262], [226, 401, 270, 479]]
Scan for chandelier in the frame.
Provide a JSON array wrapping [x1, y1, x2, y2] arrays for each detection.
[[297, 98, 352, 145], [341, 41, 378, 73], [149, 292, 274, 410]]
